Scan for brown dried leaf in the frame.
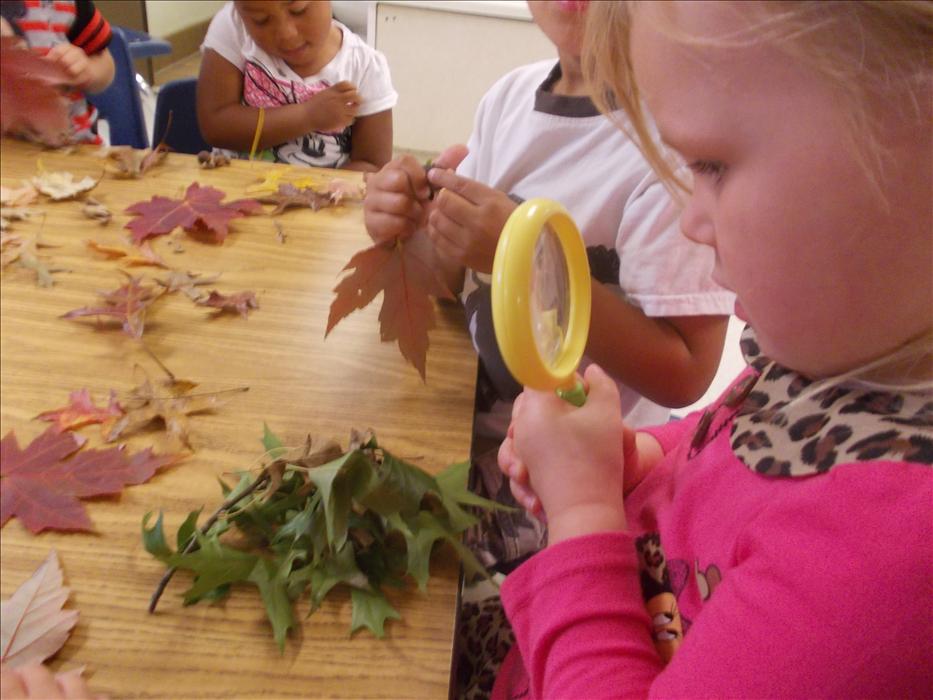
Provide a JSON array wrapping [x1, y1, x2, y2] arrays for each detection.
[[326, 231, 454, 379], [259, 183, 334, 215], [102, 144, 169, 178], [103, 371, 248, 449], [154, 270, 221, 301], [81, 197, 111, 224], [194, 289, 259, 318]]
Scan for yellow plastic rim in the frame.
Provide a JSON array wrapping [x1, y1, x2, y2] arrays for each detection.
[[491, 198, 591, 392]]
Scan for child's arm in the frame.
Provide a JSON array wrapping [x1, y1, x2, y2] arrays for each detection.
[[589, 287, 726, 407], [426, 167, 728, 408], [196, 49, 361, 152], [44, 42, 114, 94], [342, 109, 392, 172]]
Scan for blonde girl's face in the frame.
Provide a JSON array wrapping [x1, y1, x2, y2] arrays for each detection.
[[630, 2, 932, 378], [235, 1, 333, 71]]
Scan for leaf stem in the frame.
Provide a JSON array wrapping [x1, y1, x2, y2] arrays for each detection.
[[148, 471, 270, 613]]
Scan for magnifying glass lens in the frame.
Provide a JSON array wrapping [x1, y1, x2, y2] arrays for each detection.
[[530, 223, 571, 365]]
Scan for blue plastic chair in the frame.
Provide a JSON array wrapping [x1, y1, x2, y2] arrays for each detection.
[[153, 78, 211, 154], [87, 27, 149, 148]]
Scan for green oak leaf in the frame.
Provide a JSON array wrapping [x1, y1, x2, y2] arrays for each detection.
[[142, 511, 173, 560], [249, 556, 295, 651], [176, 508, 203, 550], [169, 534, 259, 605], [261, 423, 287, 458], [308, 542, 369, 610], [360, 451, 438, 517], [307, 450, 373, 549], [350, 587, 400, 638]]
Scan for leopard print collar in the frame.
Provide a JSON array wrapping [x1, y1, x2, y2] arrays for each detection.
[[696, 327, 933, 476]]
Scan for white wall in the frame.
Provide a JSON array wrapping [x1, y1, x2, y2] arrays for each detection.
[[374, 1, 555, 153], [145, 0, 225, 36]]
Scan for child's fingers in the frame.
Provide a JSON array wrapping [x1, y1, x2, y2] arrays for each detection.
[[55, 669, 93, 699], [15, 664, 63, 699], [1, 664, 28, 699], [427, 168, 492, 206], [433, 144, 469, 170]]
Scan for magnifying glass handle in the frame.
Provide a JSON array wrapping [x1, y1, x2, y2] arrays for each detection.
[[556, 379, 587, 407]]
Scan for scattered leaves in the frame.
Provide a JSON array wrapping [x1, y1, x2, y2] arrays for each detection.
[[62, 274, 162, 338], [197, 151, 230, 169], [124, 183, 262, 245], [85, 239, 167, 267], [0, 37, 71, 145], [36, 389, 123, 433], [103, 369, 248, 449], [32, 170, 101, 201], [0, 183, 39, 208], [0, 427, 183, 533], [258, 183, 335, 215], [100, 144, 169, 179], [327, 231, 454, 379], [0, 206, 37, 232], [195, 290, 259, 318], [1, 551, 78, 667], [144, 426, 509, 648], [154, 269, 221, 300], [81, 197, 111, 224], [1, 232, 65, 287]]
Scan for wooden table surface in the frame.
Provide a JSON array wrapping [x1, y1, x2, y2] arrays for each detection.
[[0, 139, 477, 698]]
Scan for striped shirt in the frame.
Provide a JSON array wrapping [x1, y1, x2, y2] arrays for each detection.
[[4, 1, 112, 143]]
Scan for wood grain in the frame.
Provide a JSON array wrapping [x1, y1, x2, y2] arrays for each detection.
[[0, 140, 477, 698]]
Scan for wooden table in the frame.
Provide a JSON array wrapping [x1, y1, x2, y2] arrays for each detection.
[[0, 139, 477, 698]]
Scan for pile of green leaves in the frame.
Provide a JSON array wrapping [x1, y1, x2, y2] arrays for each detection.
[[142, 426, 507, 649]]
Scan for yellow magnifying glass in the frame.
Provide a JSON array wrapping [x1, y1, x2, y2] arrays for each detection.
[[491, 198, 591, 406]]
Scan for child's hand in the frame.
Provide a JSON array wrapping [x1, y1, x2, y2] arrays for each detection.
[[364, 155, 434, 245], [0, 663, 99, 699], [44, 43, 94, 88], [363, 145, 469, 246], [304, 81, 361, 133], [425, 168, 517, 274], [498, 364, 628, 545]]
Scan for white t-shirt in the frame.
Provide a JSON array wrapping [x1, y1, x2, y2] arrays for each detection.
[[460, 60, 735, 429], [202, 3, 397, 167]]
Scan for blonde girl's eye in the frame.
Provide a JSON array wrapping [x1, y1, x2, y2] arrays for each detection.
[[289, 2, 310, 15], [689, 160, 726, 183], [251, 15, 270, 26]]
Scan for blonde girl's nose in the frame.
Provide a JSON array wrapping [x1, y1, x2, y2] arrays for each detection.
[[679, 192, 715, 247]]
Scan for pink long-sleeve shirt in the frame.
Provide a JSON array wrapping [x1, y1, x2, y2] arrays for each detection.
[[493, 353, 933, 699]]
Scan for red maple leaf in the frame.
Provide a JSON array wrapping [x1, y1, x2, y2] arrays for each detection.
[[326, 230, 454, 379], [36, 389, 124, 433], [0, 37, 71, 145], [194, 290, 259, 318], [0, 428, 184, 533], [124, 183, 262, 245], [61, 274, 161, 338]]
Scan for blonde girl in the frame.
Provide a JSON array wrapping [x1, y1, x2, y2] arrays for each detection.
[[495, 2, 933, 698]]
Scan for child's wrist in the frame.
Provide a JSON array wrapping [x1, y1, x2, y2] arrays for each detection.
[[547, 502, 628, 546]]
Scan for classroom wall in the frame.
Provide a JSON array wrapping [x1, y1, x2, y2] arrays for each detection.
[[145, 0, 225, 37], [374, 1, 555, 153]]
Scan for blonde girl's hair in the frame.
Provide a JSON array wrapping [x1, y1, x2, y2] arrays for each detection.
[[581, 1, 933, 387], [583, 1, 933, 197]]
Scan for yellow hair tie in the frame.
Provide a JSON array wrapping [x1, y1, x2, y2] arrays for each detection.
[[248, 107, 265, 161]]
